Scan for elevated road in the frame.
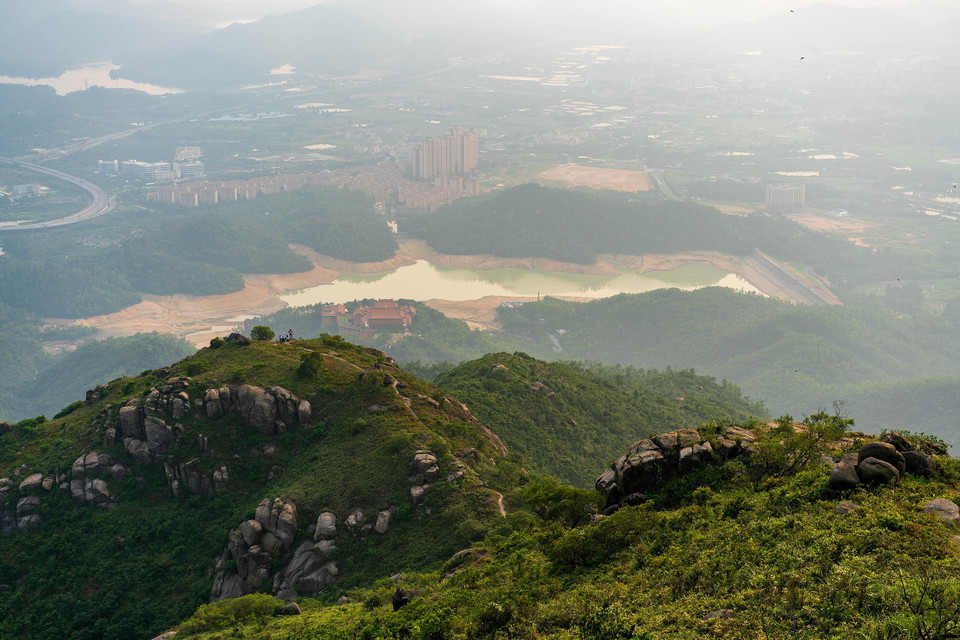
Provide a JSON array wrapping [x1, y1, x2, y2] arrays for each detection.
[[0, 156, 115, 231]]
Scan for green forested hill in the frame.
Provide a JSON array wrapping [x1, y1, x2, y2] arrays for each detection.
[[0, 335, 519, 639], [495, 288, 960, 445], [435, 352, 765, 487], [412, 183, 953, 292], [170, 417, 960, 640]]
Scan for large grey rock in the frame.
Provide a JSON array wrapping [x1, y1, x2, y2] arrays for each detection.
[[18, 473, 43, 493], [676, 428, 701, 448], [210, 572, 247, 602], [70, 479, 86, 505], [678, 442, 714, 474], [16, 496, 40, 517], [298, 400, 312, 427], [412, 452, 439, 483], [314, 512, 336, 540], [212, 465, 230, 494], [274, 500, 298, 551], [16, 514, 40, 532], [880, 431, 912, 452], [375, 510, 391, 534], [858, 442, 906, 476], [829, 462, 861, 491], [617, 449, 667, 493], [123, 438, 152, 464], [254, 498, 273, 529], [118, 405, 142, 438], [237, 519, 263, 547], [261, 531, 283, 556], [85, 478, 114, 505], [238, 545, 273, 584], [225, 332, 251, 346], [297, 562, 339, 593], [717, 426, 758, 459], [924, 498, 959, 522], [143, 417, 173, 455], [858, 457, 899, 485], [410, 485, 425, 505], [250, 394, 278, 435], [902, 450, 935, 477], [205, 388, 226, 420], [651, 432, 678, 453], [315, 539, 335, 558]]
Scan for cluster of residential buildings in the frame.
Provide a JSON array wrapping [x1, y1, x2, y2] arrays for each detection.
[[147, 127, 481, 215], [146, 164, 401, 212], [397, 127, 480, 213], [98, 159, 205, 183], [320, 300, 415, 339]]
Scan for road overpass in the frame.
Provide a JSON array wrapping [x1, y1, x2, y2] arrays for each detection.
[[0, 156, 115, 231]]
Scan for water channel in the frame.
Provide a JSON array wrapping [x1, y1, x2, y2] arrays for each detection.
[[280, 259, 761, 306]]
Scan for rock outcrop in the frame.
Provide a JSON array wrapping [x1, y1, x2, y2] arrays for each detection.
[[827, 432, 938, 491], [211, 497, 302, 602], [597, 426, 748, 510]]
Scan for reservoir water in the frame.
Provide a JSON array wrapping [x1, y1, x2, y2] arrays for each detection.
[[0, 63, 181, 96], [280, 260, 761, 306]]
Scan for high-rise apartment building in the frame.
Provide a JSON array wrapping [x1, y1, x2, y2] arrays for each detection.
[[412, 127, 479, 181], [765, 184, 805, 213]]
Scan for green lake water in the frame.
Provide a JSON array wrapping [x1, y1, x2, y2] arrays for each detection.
[[280, 260, 761, 306]]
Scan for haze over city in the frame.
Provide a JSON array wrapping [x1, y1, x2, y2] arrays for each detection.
[[2, 1, 960, 638]]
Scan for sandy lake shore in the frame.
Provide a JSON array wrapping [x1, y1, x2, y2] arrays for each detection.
[[47, 241, 791, 348]]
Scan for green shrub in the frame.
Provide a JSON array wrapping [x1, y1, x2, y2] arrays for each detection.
[[53, 400, 85, 419], [209, 337, 225, 349], [251, 325, 275, 341], [184, 358, 209, 376], [176, 593, 281, 635]]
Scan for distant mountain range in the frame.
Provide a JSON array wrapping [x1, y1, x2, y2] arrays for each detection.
[[3, 0, 958, 91]]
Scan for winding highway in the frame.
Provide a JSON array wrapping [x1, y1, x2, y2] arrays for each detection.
[[0, 156, 115, 231]]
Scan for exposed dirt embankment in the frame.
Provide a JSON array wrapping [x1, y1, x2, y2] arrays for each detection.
[[48, 241, 802, 348]]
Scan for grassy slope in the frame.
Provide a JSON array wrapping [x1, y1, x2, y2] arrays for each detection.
[[175, 428, 960, 640], [0, 336, 516, 640], [435, 352, 765, 488]]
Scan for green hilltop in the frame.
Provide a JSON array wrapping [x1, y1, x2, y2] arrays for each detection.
[[172, 414, 960, 640], [434, 352, 765, 488], [0, 335, 517, 639]]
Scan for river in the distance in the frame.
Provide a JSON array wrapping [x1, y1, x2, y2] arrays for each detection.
[[280, 260, 761, 306]]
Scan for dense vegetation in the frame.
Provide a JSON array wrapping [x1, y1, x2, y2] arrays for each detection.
[[242, 289, 960, 449], [0, 186, 394, 318], [493, 288, 960, 447], [0, 336, 520, 639], [243, 303, 518, 367], [435, 352, 765, 487], [12, 332, 195, 420], [206, 187, 398, 263], [173, 421, 960, 640], [412, 183, 953, 295]]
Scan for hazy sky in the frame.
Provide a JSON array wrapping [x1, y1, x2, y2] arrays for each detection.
[[120, 0, 930, 24]]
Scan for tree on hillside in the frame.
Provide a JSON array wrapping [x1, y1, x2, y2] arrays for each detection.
[[251, 325, 275, 341]]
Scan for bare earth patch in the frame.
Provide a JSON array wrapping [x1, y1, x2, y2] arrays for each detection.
[[787, 213, 872, 233], [50, 241, 820, 347], [536, 164, 653, 192]]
